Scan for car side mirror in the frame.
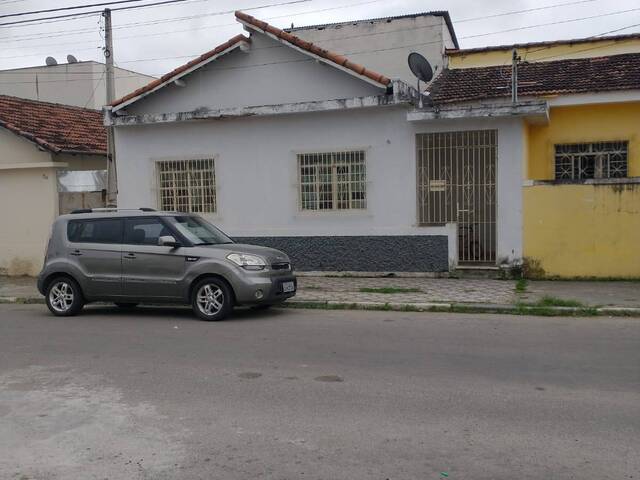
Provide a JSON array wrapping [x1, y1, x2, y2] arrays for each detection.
[[158, 235, 180, 248]]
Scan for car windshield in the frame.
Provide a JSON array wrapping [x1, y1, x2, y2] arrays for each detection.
[[166, 216, 233, 246]]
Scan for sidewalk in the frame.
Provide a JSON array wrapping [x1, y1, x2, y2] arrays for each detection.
[[1, 275, 638, 315]]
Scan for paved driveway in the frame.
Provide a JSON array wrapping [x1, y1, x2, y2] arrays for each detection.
[[1, 305, 639, 479]]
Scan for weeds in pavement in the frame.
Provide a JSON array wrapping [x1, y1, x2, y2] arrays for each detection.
[[536, 296, 584, 307], [359, 287, 422, 294], [515, 278, 528, 293]]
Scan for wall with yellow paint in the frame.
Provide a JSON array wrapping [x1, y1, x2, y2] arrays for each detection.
[[523, 183, 640, 278], [448, 37, 640, 69], [528, 103, 640, 179], [523, 101, 640, 277]]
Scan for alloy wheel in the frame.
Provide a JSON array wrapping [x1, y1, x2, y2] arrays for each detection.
[[48, 281, 75, 313], [196, 283, 225, 316]]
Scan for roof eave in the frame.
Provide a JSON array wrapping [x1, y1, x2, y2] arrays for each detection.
[[236, 12, 391, 89], [110, 36, 251, 112]]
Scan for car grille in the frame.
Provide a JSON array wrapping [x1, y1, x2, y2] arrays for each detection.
[[271, 262, 291, 271]]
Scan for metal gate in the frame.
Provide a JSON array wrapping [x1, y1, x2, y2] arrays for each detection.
[[416, 130, 497, 265]]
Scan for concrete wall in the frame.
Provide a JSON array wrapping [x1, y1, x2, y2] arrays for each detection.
[[407, 116, 527, 265], [524, 183, 640, 278], [523, 101, 640, 277], [0, 131, 58, 275], [0, 130, 107, 276], [115, 108, 525, 270], [126, 34, 383, 116], [0, 61, 154, 109], [448, 37, 640, 69], [291, 14, 453, 87]]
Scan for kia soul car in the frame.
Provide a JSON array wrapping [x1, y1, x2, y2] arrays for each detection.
[[38, 209, 296, 321]]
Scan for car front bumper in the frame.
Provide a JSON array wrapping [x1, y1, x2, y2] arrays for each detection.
[[232, 273, 297, 305]]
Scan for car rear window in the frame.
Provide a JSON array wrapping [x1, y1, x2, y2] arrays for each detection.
[[67, 219, 123, 244]]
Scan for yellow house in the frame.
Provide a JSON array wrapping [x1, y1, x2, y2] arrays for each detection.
[[419, 35, 640, 278]]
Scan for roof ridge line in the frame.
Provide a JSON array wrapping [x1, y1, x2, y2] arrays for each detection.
[[234, 10, 391, 87]]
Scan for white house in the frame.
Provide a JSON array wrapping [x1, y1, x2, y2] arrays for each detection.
[[106, 11, 531, 273]]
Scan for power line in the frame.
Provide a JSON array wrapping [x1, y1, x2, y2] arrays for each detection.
[[1, 1, 638, 74], [0, 0, 153, 19], [0, 0, 189, 26], [0, 0, 610, 51]]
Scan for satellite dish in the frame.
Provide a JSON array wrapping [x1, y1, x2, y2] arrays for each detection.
[[408, 52, 433, 83], [45, 56, 58, 66], [67, 54, 78, 64]]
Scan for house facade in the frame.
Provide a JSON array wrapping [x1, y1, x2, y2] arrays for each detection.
[[107, 12, 639, 277], [436, 36, 640, 278], [108, 11, 514, 273], [0, 96, 107, 276]]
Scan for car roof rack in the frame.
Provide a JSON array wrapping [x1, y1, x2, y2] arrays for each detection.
[[70, 207, 157, 214]]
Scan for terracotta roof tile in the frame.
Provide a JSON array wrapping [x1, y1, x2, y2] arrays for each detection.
[[110, 34, 251, 108], [235, 11, 391, 87], [429, 53, 640, 104], [0, 95, 106, 155]]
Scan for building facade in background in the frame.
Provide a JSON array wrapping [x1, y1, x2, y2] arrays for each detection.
[[0, 96, 107, 275], [0, 60, 155, 110]]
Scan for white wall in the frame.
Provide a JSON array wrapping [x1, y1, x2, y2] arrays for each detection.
[[291, 14, 454, 87], [125, 34, 383, 116], [0, 61, 154, 109], [116, 110, 525, 266], [407, 116, 526, 264], [116, 107, 447, 237]]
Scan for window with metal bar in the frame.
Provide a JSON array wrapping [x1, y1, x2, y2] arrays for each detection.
[[554, 141, 628, 180], [156, 159, 217, 213], [297, 151, 366, 211]]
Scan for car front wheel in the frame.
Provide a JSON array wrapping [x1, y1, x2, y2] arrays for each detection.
[[45, 277, 84, 316], [191, 278, 233, 321]]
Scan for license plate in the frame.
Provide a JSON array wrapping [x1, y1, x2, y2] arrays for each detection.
[[281, 281, 295, 293]]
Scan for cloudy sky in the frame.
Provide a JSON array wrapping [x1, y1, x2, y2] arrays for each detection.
[[1, 0, 639, 75]]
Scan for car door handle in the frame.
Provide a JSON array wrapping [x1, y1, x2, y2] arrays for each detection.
[[70, 250, 82, 256], [124, 253, 137, 259]]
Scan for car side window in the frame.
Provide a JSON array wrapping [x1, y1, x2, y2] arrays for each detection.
[[124, 218, 171, 246], [67, 219, 123, 244]]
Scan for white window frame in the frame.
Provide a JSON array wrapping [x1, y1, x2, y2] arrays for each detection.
[[296, 149, 367, 212], [554, 141, 629, 181], [154, 157, 217, 213]]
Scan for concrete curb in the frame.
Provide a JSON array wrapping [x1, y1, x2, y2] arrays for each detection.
[[284, 299, 640, 317], [2, 296, 639, 317]]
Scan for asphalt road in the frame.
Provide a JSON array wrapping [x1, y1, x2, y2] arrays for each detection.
[[0, 304, 638, 480]]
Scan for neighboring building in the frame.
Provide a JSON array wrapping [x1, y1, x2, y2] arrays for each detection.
[[107, 11, 640, 277], [446, 33, 640, 69], [422, 50, 640, 278], [0, 95, 107, 276], [0, 60, 155, 109], [288, 11, 458, 87]]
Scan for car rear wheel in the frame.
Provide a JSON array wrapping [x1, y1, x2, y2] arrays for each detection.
[[45, 277, 84, 316], [191, 278, 233, 321]]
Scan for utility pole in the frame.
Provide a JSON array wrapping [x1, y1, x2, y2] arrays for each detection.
[[511, 48, 520, 104], [103, 8, 117, 207]]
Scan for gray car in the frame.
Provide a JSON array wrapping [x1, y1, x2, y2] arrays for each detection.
[[37, 208, 296, 321]]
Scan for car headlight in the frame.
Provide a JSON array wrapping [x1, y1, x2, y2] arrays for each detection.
[[226, 253, 266, 270]]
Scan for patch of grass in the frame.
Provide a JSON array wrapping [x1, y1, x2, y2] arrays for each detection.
[[515, 278, 528, 293], [536, 295, 584, 307], [359, 287, 422, 294]]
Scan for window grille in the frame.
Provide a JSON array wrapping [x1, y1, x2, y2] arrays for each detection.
[[297, 151, 366, 211], [156, 159, 217, 213], [555, 141, 628, 180]]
